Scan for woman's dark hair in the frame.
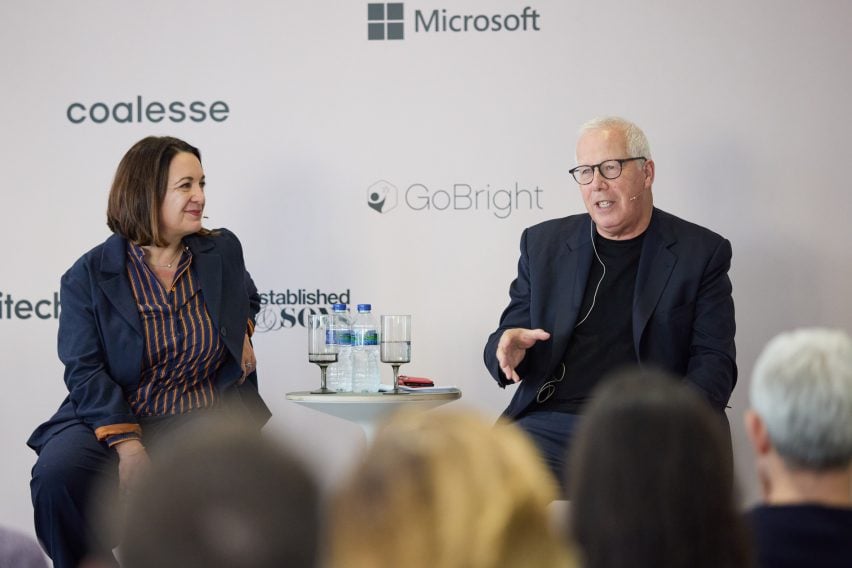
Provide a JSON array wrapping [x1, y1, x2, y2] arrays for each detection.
[[107, 136, 208, 246], [569, 369, 751, 568]]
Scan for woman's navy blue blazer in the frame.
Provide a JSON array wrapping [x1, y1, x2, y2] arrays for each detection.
[[27, 228, 271, 453]]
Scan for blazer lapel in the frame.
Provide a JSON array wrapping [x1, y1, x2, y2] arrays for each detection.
[[98, 235, 143, 337], [547, 217, 594, 373], [633, 209, 677, 350], [187, 236, 223, 331]]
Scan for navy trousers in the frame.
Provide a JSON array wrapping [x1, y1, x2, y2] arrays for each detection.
[[30, 415, 208, 568], [513, 410, 582, 496], [30, 423, 119, 568], [513, 408, 733, 498]]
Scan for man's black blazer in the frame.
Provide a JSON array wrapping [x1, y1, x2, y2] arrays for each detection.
[[484, 207, 737, 418]]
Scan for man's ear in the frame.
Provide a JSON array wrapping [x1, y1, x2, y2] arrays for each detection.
[[644, 159, 655, 187], [744, 409, 771, 456]]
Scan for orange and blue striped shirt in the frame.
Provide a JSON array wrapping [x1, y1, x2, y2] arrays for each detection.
[[104, 242, 227, 445]]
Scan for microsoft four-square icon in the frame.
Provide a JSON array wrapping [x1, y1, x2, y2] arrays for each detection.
[[368, 3, 404, 40]]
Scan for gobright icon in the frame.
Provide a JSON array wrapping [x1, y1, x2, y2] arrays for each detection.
[[367, 180, 398, 213], [368, 3, 404, 40]]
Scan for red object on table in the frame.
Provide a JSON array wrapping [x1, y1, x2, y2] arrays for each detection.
[[397, 375, 434, 387]]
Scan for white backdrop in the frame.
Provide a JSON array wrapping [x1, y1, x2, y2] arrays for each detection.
[[2, 0, 851, 540]]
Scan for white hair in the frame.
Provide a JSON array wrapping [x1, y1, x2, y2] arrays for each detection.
[[750, 328, 852, 469], [577, 116, 652, 161]]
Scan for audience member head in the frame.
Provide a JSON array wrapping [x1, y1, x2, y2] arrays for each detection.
[[569, 369, 750, 568], [116, 417, 320, 568], [330, 409, 574, 568], [107, 135, 207, 246], [746, 328, 852, 504]]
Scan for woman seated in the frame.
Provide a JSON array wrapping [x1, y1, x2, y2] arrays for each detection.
[[28, 136, 269, 568]]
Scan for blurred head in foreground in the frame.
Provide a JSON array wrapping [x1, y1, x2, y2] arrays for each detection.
[[118, 417, 319, 568], [569, 370, 750, 568], [330, 409, 574, 568]]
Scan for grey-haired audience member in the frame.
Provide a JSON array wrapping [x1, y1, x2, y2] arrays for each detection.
[[745, 328, 852, 568]]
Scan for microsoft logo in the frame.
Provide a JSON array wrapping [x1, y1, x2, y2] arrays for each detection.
[[368, 3, 404, 40], [365, 4, 542, 40]]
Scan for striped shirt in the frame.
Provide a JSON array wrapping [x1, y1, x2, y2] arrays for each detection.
[[103, 242, 227, 446]]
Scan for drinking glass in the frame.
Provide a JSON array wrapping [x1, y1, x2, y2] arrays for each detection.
[[380, 315, 411, 393], [308, 313, 338, 394]]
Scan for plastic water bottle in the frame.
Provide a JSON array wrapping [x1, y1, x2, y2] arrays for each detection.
[[351, 304, 381, 393], [327, 303, 352, 392]]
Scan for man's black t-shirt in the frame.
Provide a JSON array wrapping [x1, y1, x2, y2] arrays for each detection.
[[538, 231, 644, 413]]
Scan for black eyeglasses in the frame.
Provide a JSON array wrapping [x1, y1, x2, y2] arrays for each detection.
[[569, 157, 646, 185]]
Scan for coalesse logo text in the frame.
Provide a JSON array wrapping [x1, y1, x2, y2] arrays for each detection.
[[66, 95, 230, 124]]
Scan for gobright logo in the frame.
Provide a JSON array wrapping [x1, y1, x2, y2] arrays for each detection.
[[367, 180, 399, 213], [366, 180, 544, 219], [368, 3, 404, 40]]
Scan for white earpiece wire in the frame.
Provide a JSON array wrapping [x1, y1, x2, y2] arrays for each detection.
[[574, 221, 606, 328], [535, 221, 606, 403]]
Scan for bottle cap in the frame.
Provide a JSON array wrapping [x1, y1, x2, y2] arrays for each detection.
[[332, 303, 347, 311], [357, 304, 372, 312]]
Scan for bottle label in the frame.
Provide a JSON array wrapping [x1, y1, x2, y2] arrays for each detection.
[[352, 329, 378, 346], [326, 329, 351, 346], [363, 329, 378, 346]]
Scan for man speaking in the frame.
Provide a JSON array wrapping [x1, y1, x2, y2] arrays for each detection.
[[483, 116, 737, 483]]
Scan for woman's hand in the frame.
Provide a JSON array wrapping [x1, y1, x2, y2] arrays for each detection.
[[239, 333, 257, 385], [115, 439, 150, 498]]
